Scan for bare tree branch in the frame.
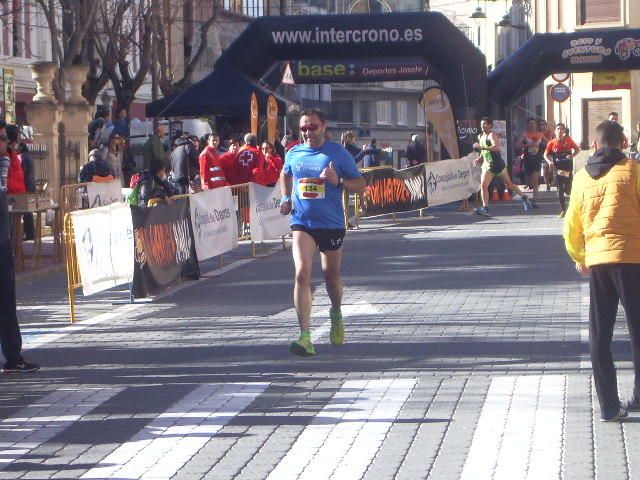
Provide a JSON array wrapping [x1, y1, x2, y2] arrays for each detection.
[[158, 2, 221, 96]]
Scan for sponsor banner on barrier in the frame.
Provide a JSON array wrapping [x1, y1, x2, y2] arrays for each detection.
[[86, 180, 123, 208], [249, 184, 292, 242], [360, 164, 427, 217], [425, 154, 480, 207], [189, 188, 238, 261], [71, 202, 134, 296], [131, 197, 200, 298], [493, 121, 508, 166]]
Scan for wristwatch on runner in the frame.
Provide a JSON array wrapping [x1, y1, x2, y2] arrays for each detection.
[[281, 195, 291, 203]]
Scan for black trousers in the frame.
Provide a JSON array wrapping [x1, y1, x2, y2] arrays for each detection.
[[589, 264, 640, 417], [22, 212, 34, 240], [555, 173, 572, 212], [0, 192, 23, 366]]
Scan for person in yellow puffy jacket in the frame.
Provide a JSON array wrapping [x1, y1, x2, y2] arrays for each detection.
[[564, 120, 640, 422]]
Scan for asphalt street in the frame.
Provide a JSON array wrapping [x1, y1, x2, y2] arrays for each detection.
[[5, 191, 638, 480]]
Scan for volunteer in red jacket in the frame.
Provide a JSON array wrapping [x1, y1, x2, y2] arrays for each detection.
[[4, 124, 25, 195], [236, 134, 266, 185], [199, 133, 228, 189], [262, 141, 283, 187], [219, 139, 241, 185]]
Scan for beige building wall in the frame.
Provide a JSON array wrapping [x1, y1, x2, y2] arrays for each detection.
[[538, 0, 639, 149]]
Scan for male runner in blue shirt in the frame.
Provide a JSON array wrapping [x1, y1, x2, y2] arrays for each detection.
[[280, 108, 366, 356]]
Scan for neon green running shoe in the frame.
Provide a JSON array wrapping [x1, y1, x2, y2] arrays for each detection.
[[330, 309, 344, 346], [290, 332, 316, 356]]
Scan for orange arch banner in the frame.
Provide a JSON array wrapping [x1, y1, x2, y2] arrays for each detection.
[[267, 95, 278, 144], [250, 93, 259, 135]]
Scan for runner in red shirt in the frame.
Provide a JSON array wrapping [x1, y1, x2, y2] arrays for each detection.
[[261, 141, 283, 187], [198, 133, 229, 189], [540, 120, 555, 191], [544, 123, 580, 217], [236, 133, 266, 185]]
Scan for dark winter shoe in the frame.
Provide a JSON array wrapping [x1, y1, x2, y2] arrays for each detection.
[[2, 360, 40, 374]]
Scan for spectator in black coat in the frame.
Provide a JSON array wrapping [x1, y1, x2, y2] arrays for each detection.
[[78, 149, 115, 183], [170, 135, 199, 193], [138, 165, 176, 207], [406, 134, 426, 166]]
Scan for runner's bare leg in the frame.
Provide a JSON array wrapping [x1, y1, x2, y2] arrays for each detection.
[[480, 170, 494, 208], [528, 172, 540, 201], [499, 171, 526, 197], [292, 231, 317, 332], [321, 248, 343, 312]]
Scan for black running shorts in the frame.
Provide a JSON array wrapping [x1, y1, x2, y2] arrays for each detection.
[[291, 225, 346, 252]]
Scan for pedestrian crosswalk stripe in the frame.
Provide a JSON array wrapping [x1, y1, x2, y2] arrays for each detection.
[[267, 378, 416, 480], [461, 375, 565, 479], [0, 387, 124, 469], [81, 382, 269, 479]]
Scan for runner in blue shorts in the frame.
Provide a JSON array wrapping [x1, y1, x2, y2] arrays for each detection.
[[280, 108, 366, 356]]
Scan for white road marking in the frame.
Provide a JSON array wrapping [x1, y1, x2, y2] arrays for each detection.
[[81, 382, 268, 479], [461, 375, 565, 480], [312, 301, 381, 343], [0, 387, 123, 469], [16, 257, 257, 357], [267, 378, 416, 480]]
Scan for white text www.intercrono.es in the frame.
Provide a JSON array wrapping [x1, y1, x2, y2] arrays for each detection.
[[271, 27, 423, 45]]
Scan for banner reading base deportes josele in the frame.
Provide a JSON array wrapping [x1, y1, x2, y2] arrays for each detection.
[[359, 164, 428, 217], [131, 197, 200, 298], [249, 184, 291, 242], [424, 154, 481, 207]]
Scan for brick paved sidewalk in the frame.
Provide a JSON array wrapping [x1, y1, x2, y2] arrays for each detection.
[[2, 191, 637, 479]]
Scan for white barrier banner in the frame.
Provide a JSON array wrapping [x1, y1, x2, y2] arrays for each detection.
[[71, 202, 134, 296], [425, 154, 481, 206], [86, 180, 123, 208], [249, 184, 291, 242], [189, 187, 238, 261], [493, 120, 508, 166]]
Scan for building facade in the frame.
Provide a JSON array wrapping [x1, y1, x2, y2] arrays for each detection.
[[536, 0, 639, 149]]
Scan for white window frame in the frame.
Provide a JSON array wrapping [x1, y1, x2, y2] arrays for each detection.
[[377, 100, 392, 125], [417, 104, 426, 126], [397, 101, 408, 126]]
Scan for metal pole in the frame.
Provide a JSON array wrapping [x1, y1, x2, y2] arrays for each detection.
[[151, 0, 159, 102]]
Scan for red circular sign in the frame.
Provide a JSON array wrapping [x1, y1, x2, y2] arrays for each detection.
[[550, 83, 571, 102], [552, 73, 570, 82]]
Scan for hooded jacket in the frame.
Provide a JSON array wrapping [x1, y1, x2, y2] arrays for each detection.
[[170, 137, 198, 182], [564, 147, 640, 267], [137, 169, 176, 207]]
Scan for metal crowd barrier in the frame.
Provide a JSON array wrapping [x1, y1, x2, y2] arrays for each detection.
[[64, 213, 81, 323], [61, 182, 89, 218], [63, 183, 291, 321]]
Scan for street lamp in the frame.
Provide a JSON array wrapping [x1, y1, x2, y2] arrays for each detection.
[[497, 13, 512, 27], [470, 6, 486, 21]]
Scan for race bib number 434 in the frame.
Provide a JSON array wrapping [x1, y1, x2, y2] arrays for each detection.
[[298, 178, 325, 199]]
